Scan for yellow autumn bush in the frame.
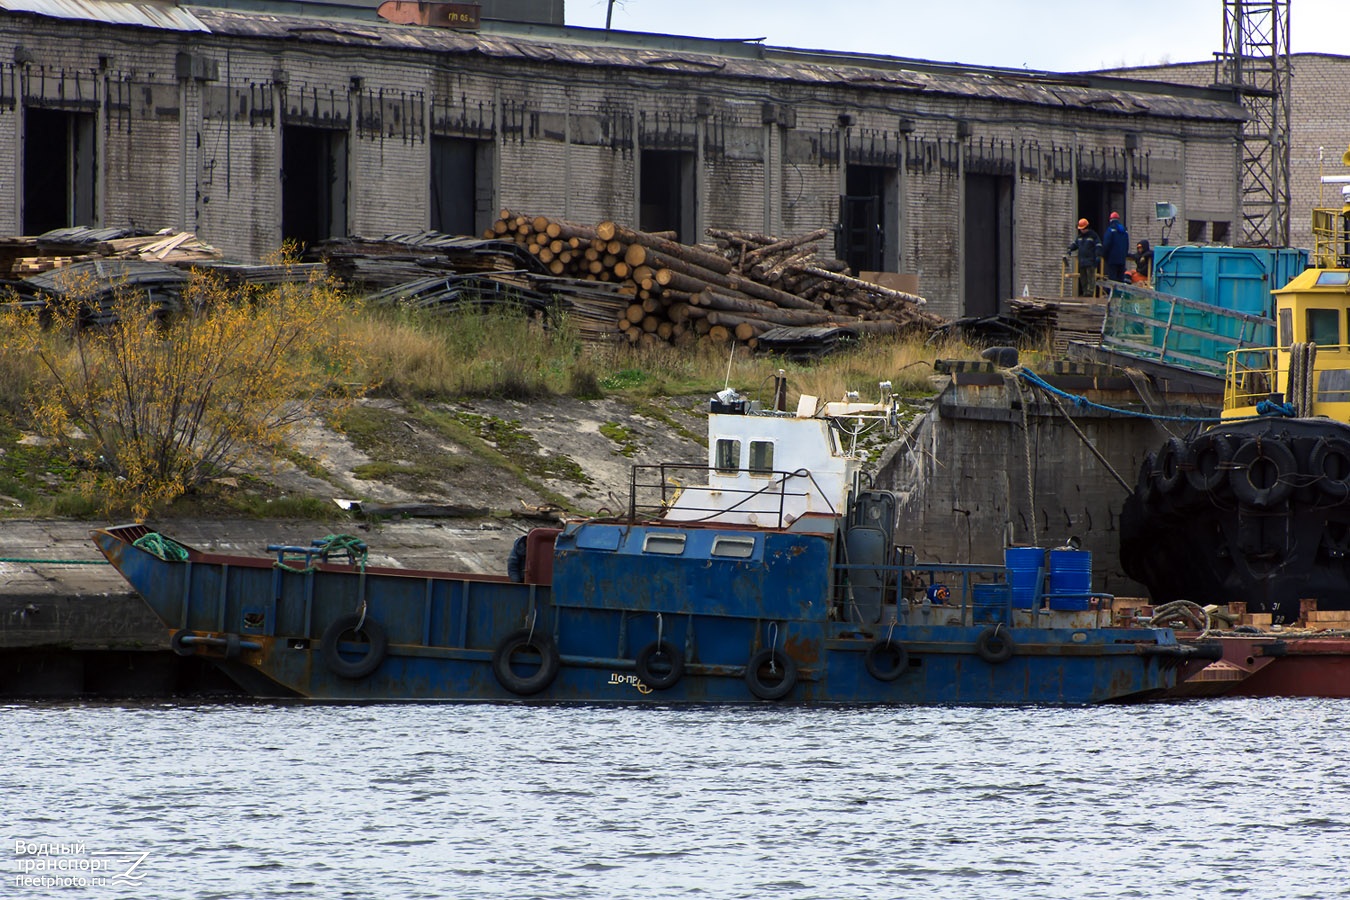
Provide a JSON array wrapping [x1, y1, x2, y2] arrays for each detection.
[[1, 260, 367, 516]]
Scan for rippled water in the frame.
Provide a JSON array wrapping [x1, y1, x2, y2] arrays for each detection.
[[2, 700, 1346, 899]]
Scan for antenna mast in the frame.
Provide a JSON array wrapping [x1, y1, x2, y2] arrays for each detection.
[[1217, 0, 1291, 247]]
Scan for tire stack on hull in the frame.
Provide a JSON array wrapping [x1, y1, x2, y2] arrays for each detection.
[[1120, 418, 1350, 623]]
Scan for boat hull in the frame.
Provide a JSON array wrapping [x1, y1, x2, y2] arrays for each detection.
[[93, 523, 1193, 706]]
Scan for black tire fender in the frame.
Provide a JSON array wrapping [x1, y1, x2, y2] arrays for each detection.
[[492, 628, 561, 696], [1186, 432, 1234, 494], [975, 626, 1015, 664], [634, 640, 684, 690], [1228, 438, 1296, 509], [1154, 437, 1189, 495], [321, 614, 389, 680], [1309, 437, 1350, 499], [744, 647, 797, 701], [864, 639, 909, 682]]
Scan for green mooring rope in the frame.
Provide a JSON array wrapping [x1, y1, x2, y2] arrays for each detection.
[[274, 533, 369, 574], [132, 533, 192, 562]]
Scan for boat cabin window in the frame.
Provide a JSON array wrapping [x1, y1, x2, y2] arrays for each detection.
[[643, 533, 687, 555], [715, 439, 741, 474], [748, 440, 774, 475], [711, 536, 757, 558], [1306, 308, 1341, 347], [1315, 271, 1350, 286], [1279, 308, 1293, 347]]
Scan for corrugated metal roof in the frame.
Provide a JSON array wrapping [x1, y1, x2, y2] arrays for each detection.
[[178, 7, 1241, 121], [1, 0, 208, 31]]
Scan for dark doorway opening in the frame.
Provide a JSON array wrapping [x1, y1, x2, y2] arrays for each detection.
[[639, 150, 694, 242], [281, 125, 348, 250], [838, 165, 897, 274], [963, 173, 1014, 317], [1076, 179, 1126, 239], [24, 107, 96, 234], [431, 136, 491, 236]]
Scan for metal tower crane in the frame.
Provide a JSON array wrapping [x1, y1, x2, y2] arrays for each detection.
[[1216, 0, 1291, 247]]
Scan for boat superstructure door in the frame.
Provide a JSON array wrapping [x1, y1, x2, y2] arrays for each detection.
[[841, 490, 897, 623]]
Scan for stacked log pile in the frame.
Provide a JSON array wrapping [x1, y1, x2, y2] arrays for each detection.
[[486, 211, 942, 348]]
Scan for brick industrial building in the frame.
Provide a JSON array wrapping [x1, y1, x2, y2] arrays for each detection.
[[3, 0, 1247, 319], [1108, 53, 1350, 255]]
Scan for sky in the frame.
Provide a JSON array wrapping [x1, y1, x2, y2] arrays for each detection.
[[563, 0, 1350, 73]]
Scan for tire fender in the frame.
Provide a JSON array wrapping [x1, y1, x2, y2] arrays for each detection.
[[864, 639, 909, 682], [492, 628, 561, 696], [321, 614, 389, 679], [634, 640, 684, 691], [744, 647, 797, 701], [975, 626, 1015, 664]]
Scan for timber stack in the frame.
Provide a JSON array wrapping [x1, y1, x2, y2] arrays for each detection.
[[486, 211, 942, 348]]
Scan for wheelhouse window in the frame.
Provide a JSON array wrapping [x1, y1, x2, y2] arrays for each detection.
[[1306, 308, 1340, 347], [643, 533, 687, 555], [715, 439, 741, 473], [711, 536, 756, 559], [748, 440, 774, 475]]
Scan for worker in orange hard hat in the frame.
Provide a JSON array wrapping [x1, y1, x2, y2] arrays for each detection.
[[1067, 217, 1102, 297], [1103, 211, 1129, 283]]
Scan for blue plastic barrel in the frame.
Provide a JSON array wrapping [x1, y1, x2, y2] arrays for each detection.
[[1047, 549, 1092, 611], [1004, 547, 1045, 609], [972, 583, 1012, 625]]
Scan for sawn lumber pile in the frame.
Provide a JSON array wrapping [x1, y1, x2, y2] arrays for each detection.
[[486, 211, 943, 348], [1007, 296, 1108, 355]]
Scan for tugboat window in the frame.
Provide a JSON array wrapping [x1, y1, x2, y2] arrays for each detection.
[[712, 536, 756, 558], [1315, 272, 1350, 286], [715, 439, 741, 473], [749, 441, 774, 475], [1307, 308, 1340, 347], [643, 533, 686, 555]]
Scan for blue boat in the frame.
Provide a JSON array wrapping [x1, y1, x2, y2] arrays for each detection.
[[92, 382, 1213, 704]]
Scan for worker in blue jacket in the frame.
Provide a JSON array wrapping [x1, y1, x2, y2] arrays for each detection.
[[1067, 218, 1102, 297], [1102, 211, 1129, 283]]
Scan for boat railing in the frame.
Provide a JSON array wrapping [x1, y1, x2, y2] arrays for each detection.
[[1099, 280, 1275, 378], [1311, 207, 1350, 269], [628, 463, 814, 526], [1225, 342, 1350, 410], [833, 559, 1010, 627]]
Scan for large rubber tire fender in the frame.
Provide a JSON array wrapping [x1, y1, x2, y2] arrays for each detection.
[[864, 639, 909, 682], [1186, 432, 1235, 494], [492, 628, 561, 696], [975, 626, 1015, 665], [1228, 437, 1296, 509], [1309, 436, 1350, 500], [321, 614, 389, 679], [1154, 437, 1189, 495], [744, 648, 797, 701], [634, 640, 684, 690]]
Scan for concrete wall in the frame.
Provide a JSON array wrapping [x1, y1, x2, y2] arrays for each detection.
[[875, 367, 1220, 597], [0, 12, 1243, 320]]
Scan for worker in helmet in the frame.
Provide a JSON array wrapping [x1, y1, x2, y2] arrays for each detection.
[[1103, 211, 1129, 283], [1067, 217, 1102, 297]]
